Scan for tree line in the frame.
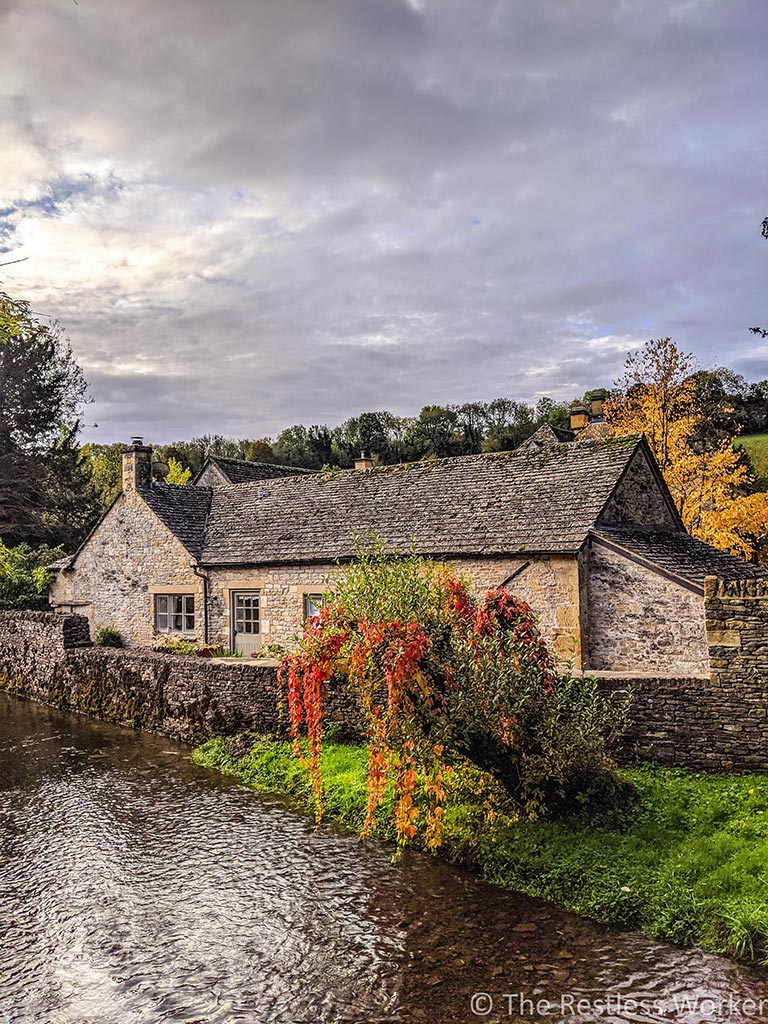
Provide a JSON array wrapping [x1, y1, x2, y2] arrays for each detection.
[[3, 286, 768, 607]]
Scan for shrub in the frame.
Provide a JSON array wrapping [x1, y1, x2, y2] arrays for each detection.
[[280, 537, 630, 849], [256, 642, 287, 659], [152, 635, 199, 655], [0, 540, 64, 610], [94, 627, 123, 648], [151, 636, 242, 658]]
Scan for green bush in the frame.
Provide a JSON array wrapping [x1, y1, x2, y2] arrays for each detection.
[[94, 627, 123, 648], [0, 540, 63, 610]]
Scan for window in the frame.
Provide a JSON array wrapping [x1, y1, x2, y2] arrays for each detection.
[[155, 594, 195, 634], [303, 593, 325, 620]]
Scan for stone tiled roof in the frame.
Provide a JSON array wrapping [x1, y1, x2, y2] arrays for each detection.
[[591, 527, 766, 591], [141, 483, 212, 559], [199, 436, 646, 566], [517, 424, 576, 450], [195, 456, 312, 485]]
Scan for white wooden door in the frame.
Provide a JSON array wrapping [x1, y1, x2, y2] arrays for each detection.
[[231, 591, 261, 657]]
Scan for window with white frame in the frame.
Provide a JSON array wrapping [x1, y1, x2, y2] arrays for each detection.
[[155, 594, 195, 634], [303, 593, 325, 619]]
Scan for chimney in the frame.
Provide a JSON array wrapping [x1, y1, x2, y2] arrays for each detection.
[[122, 436, 153, 494], [354, 450, 374, 472], [569, 403, 589, 432]]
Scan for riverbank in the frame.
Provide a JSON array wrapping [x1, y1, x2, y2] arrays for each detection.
[[193, 735, 768, 967]]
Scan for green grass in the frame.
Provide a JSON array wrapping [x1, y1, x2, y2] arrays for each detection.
[[735, 434, 768, 487], [192, 736, 768, 966]]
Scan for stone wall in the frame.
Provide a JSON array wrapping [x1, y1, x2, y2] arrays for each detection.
[[0, 611, 359, 745], [705, 577, 768, 686], [596, 674, 768, 773], [3, 610, 768, 772], [597, 446, 679, 528], [586, 538, 709, 675]]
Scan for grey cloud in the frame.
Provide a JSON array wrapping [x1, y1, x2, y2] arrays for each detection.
[[1, 0, 767, 442]]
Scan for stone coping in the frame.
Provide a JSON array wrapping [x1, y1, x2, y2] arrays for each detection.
[[573, 670, 711, 681], [208, 657, 281, 667]]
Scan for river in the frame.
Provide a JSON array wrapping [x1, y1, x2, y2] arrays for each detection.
[[1, 692, 766, 1024]]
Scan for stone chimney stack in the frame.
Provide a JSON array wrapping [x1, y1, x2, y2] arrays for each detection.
[[569, 403, 589, 432], [354, 451, 374, 472], [122, 436, 153, 494]]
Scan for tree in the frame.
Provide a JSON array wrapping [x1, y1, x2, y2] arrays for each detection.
[[81, 442, 124, 508], [404, 405, 461, 459], [0, 292, 94, 548], [750, 217, 768, 339], [241, 438, 278, 464], [0, 539, 63, 610], [273, 424, 333, 469], [165, 457, 191, 485], [605, 338, 768, 559]]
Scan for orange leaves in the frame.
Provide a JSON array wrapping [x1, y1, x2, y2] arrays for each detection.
[[279, 557, 560, 848], [605, 337, 768, 561]]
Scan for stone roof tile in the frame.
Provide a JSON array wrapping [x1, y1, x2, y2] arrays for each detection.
[[196, 456, 312, 485], [591, 527, 766, 590], [140, 483, 212, 559]]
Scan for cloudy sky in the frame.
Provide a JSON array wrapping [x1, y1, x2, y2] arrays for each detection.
[[2, 0, 767, 443]]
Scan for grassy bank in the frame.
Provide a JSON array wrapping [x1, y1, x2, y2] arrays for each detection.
[[735, 433, 768, 488], [192, 736, 768, 966]]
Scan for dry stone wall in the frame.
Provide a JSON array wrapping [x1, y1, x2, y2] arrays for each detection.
[[595, 674, 768, 772], [5, 592, 768, 772], [0, 611, 360, 745]]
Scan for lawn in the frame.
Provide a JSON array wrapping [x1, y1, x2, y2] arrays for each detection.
[[735, 434, 768, 487], [193, 735, 768, 966]]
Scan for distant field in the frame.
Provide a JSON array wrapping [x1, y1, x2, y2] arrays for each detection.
[[734, 434, 768, 482]]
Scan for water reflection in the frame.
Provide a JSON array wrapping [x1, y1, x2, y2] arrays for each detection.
[[0, 693, 765, 1023]]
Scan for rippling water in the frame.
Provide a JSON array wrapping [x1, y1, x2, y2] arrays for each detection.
[[1, 693, 767, 1023]]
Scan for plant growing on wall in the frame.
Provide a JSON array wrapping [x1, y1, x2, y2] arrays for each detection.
[[279, 539, 629, 850]]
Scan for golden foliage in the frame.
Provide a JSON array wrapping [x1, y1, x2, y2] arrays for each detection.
[[604, 338, 768, 560]]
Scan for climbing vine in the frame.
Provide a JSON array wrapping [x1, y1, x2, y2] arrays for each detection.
[[279, 539, 627, 849]]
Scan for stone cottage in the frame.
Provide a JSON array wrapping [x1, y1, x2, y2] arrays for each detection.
[[49, 435, 764, 673]]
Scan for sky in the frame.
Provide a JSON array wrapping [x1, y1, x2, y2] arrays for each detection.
[[1, 0, 767, 444]]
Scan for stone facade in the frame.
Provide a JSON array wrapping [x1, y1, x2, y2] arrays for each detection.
[[204, 554, 584, 663], [51, 488, 203, 647], [586, 537, 710, 675], [597, 447, 679, 529]]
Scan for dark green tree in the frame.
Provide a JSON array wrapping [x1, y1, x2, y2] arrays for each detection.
[[0, 292, 93, 548]]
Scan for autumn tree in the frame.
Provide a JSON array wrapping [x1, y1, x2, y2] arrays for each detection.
[[605, 338, 768, 559]]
